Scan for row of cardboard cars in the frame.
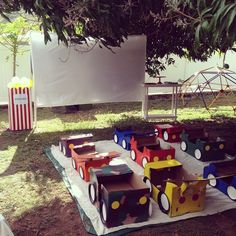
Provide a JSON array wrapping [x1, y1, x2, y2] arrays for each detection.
[[58, 124, 236, 228]]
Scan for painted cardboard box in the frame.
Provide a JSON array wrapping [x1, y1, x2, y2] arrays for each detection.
[[143, 160, 208, 217], [205, 127, 236, 156], [59, 133, 93, 157], [180, 128, 226, 161], [130, 134, 175, 168], [155, 124, 184, 143], [71, 143, 120, 181], [113, 128, 136, 150], [88, 164, 152, 228], [203, 160, 236, 201]]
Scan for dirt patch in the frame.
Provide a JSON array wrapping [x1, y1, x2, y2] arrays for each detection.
[[9, 198, 89, 236]]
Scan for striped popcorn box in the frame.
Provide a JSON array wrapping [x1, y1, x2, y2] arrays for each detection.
[[8, 77, 33, 131]]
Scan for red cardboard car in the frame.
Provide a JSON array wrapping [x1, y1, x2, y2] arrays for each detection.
[[71, 143, 120, 181], [130, 134, 175, 168], [155, 124, 183, 143]]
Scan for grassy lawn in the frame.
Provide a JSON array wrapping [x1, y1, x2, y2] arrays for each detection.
[[0, 98, 236, 236]]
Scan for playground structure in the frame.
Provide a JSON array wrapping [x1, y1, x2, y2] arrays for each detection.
[[180, 66, 236, 112]]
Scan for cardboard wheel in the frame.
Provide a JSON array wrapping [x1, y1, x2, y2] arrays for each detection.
[[163, 131, 169, 141], [100, 200, 107, 224], [207, 173, 217, 187], [88, 183, 96, 204], [155, 128, 159, 137], [113, 134, 118, 144], [79, 167, 84, 179], [63, 145, 67, 156], [130, 150, 136, 161], [149, 201, 153, 217], [143, 177, 153, 193], [180, 141, 187, 152], [59, 142, 63, 151], [194, 149, 202, 160], [72, 159, 77, 170], [142, 157, 148, 168], [122, 139, 127, 149], [227, 186, 236, 201], [158, 191, 170, 214]]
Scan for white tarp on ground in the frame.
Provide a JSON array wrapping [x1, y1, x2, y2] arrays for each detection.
[[30, 32, 146, 107], [0, 214, 14, 236], [49, 139, 236, 236]]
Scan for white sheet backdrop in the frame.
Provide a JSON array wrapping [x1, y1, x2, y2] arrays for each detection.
[[30, 32, 146, 107]]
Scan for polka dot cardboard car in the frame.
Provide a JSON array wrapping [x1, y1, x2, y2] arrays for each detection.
[[154, 124, 184, 143], [143, 160, 208, 217], [180, 128, 226, 161], [59, 133, 93, 157], [130, 134, 175, 168], [88, 164, 152, 228], [203, 160, 236, 201], [71, 143, 120, 182], [113, 128, 137, 150]]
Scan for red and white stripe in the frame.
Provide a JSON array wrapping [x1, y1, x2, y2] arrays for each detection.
[[8, 87, 33, 131]]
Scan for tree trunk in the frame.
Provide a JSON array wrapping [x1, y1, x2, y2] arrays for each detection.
[[12, 39, 18, 77]]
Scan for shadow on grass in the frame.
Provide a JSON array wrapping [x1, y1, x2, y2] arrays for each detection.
[[9, 198, 89, 236]]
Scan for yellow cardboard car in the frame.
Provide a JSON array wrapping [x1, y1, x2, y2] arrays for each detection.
[[143, 160, 208, 217]]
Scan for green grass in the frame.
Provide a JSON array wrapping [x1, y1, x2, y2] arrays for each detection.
[[0, 99, 236, 234]]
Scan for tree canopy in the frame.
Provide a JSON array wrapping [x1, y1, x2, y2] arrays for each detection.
[[1, 0, 236, 76]]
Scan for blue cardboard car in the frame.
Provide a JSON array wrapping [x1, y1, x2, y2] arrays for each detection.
[[203, 160, 236, 201], [113, 128, 136, 150]]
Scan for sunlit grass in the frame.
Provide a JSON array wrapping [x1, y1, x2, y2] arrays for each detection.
[[0, 146, 17, 174], [0, 172, 71, 218]]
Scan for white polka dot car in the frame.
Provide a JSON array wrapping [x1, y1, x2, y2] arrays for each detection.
[[143, 159, 208, 217], [88, 164, 152, 228]]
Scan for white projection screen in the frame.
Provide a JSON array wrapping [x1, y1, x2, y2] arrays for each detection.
[[30, 32, 146, 107]]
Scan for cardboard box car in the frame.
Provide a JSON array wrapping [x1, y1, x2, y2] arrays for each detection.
[[204, 160, 236, 201], [130, 134, 175, 168], [88, 164, 152, 228], [59, 133, 93, 157], [71, 143, 120, 182], [144, 160, 208, 217], [180, 128, 226, 161]]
